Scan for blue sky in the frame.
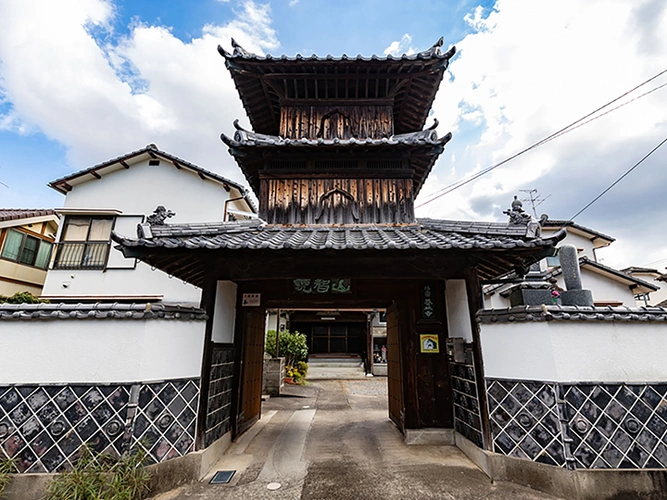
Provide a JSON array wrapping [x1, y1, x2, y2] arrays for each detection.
[[0, 0, 666, 267]]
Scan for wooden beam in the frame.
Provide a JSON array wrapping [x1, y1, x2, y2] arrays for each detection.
[[90, 171, 101, 179], [120, 160, 131, 169]]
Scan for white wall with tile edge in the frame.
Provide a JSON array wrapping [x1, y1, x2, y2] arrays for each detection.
[[480, 319, 667, 383]]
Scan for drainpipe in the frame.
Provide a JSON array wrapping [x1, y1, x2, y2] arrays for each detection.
[[223, 192, 246, 221]]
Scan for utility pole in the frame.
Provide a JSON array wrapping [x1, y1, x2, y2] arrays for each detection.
[[520, 189, 551, 217]]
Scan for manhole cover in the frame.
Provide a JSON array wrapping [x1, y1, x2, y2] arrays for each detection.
[[210, 470, 236, 484], [267, 482, 282, 490]]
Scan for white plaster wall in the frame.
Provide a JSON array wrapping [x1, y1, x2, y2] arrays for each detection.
[[483, 290, 510, 309], [445, 279, 474, 342], [480, 321, 667, 383], [211, 281, 237, 343], [542, 229, 597, 260], [42, 159, 248, 303], [0, 319, 206, 384]]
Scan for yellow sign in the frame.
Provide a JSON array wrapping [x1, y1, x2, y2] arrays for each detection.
[[420, 334, 439, 353]]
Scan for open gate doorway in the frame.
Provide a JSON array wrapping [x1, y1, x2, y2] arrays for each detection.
[[229, 278, 461, 441]]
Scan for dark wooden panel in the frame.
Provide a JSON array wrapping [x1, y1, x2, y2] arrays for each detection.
[[386, 302, 403, 432], [238, 308, 266, 435], [280, 105, 394, 140], [259, 177, 414, 224]]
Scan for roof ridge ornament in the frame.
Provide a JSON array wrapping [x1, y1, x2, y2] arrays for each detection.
[[147, 206, 175, 225], [503, 195, 548, 238], [231, 38, 253, 57]]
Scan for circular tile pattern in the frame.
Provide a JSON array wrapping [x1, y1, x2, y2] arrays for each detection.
[[625, 418, 641, 435], [573, 418, 589, 434], [0, 423, 9, 438], [517, 414, 532, 428], [105, 420, 123, 436], [50, 420, 66, 437], [158, 414, 173, 429]]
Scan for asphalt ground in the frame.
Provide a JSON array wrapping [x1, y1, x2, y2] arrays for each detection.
[[150, 379, 561, 499]]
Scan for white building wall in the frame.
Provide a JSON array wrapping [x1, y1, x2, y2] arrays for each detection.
[[480, 321, 667, 383], [211, 281, 237, 343], [42, 159, 247, 303], [542, 229, 598, 260], [445, 279, 474, 342], [0, 319, 206, 384]]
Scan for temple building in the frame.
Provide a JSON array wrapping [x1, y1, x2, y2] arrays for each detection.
[[2, 38, 667, 499]]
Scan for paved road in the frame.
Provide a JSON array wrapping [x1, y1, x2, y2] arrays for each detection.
[[150, 379, 560, 500]]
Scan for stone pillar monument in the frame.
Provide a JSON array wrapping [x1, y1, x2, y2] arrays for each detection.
[[558, 244, 594, 306]]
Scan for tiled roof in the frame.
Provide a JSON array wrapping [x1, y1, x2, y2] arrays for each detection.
[[477, 305, 667, 323], [114, 218, 563, 252], [48, 144, 256, 212], [218, 38, 455, 136], [0, 302, 206, 321], [222, 127, 451, 149], [219, 37, 455, 63], [0, 209, 56, 222], [542, 219, 615, 243]]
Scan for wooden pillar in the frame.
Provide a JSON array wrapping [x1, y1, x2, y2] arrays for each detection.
[[195, 274, 216, 450], [465, 265, 492, 449]]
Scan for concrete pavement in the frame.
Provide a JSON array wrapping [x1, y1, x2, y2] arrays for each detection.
[[150, 379, 561, 499]]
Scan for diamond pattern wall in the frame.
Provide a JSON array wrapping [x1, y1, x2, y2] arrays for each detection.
[[486, 379, 667, 470], [486, 379, 568, 467], [564, 384, 667, 469], [451, 360, 483, 448], [0, 379, 199, 473]]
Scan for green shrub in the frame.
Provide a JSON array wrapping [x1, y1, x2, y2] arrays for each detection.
[[295, 361, 308, 376], [0, 457, 17, 498], [45, 445, 150, 500], [0, 291, 49, 304], [265, 330, 308, 367]]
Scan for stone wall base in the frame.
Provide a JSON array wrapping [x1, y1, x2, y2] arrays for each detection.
[[455, 432, 667, 500], [404, 428, 455, 445], [2, 432, 232, 500]]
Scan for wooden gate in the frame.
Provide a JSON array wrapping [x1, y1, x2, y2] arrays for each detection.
[[237, 308, 266, 436], [386, 302, 404, 431]]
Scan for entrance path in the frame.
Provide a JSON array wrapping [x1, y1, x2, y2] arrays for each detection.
[[150, 379, 562, 500]]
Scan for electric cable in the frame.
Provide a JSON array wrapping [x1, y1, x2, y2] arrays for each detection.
[[416, 68, 667, 208]]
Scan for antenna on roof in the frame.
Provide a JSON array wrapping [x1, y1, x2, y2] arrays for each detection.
[[520, 189, 551, 217]]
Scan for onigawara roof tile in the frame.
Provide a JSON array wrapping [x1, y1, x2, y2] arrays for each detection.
[[0, 209, 56, 222], [477, 305, 667, 323], [113, 217, 565, 252], [0, 302, 206, 321]]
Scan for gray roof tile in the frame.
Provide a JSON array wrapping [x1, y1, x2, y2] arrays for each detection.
[[0, 302, 206, 321], [113, 218, 564, 252], [477, 305, 667, 323]]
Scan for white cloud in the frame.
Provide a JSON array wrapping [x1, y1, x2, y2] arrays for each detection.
[[420, 0, 667, 268], [0, 0, 278, 187], [384, 34, 416, 57]]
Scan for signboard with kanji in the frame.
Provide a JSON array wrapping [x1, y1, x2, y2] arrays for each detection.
[[292, 278, 351, 294]]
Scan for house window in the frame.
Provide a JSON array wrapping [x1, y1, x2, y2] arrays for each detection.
[[53, 216, 113, 270], [1, 229, 53, 269]]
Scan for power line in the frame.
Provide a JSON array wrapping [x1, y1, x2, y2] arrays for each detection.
[[416, 67, 667, 208], [565, 135, 667, 223]]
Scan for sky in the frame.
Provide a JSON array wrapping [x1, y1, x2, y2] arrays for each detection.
[[0, 0, 666, 270]]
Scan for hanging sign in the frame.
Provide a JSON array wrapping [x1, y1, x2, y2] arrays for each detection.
[[420, 334, 440, 353], [292, 278, 351, 294], [242, 293, 261, 306], [421, 284, 435, 319]]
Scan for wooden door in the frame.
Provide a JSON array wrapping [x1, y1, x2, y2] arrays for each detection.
[[386, 302, 404, 431], [237, 308, 266, 435]]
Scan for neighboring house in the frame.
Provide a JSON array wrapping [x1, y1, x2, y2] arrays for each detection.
[[484, 218, 656, 308], [41, 144, 256, 303], [0, 209, 59, 296], [622, 266, 667, 306]]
